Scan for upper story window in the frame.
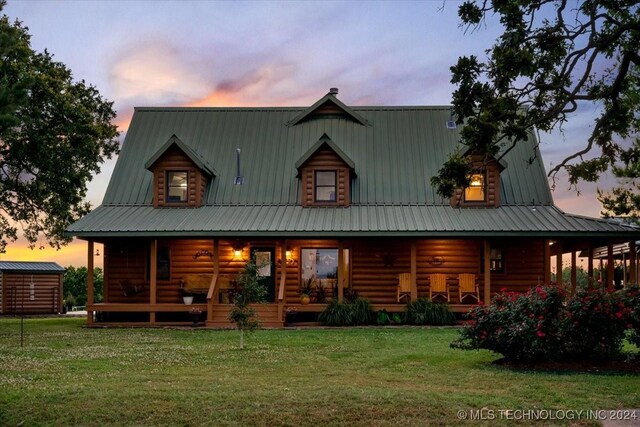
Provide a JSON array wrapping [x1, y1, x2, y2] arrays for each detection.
[[167, 171, 188, 203], [465, 173, 485, 202], [315, 170, 337, 202]]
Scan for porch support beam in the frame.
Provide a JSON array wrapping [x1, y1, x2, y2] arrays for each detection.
[[555, 240, 563, 287], [630, 240, 637, 286], [278, 240, 287, 323], [87, 241, 94, 326], [570, 251, 577, 295], [207, 238, 219, 324], [607, 243, 614, 291], [338, 241, 344, 303], [410, 240, 417, 301], [543, 240, 551, 284], [483, 240, 491, 305], [150, 239, 157, 324], [587, 247, 594, 285]]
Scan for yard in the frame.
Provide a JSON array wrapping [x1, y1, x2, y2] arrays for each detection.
[[0, 318, 638, 426]]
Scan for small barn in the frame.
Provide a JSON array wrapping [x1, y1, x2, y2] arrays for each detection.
[[0, 261, 65, 315]]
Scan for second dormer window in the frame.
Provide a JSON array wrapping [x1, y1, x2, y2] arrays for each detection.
[[167, 171, 188, 203], [465, 173, 485, 202], [315, 170, 337, 202]]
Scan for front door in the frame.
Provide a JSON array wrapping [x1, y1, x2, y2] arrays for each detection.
[[252, 247, 276, 302]]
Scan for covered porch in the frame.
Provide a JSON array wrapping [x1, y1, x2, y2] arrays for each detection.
[[78, 234, 639, 328]]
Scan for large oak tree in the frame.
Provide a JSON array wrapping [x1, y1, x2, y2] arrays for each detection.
[[432, 0, 639, 219], [0, 2, 119, 252]]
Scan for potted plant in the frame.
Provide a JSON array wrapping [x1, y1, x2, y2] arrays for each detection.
[[300, 276, 315, 304], [189, 306, 202, 327]]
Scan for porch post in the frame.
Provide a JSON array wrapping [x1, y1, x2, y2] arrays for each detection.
[[150, 239, 157, 324], [543, 240, 551, 284], [555, 241, 563, 287], [338, 241, 344, 303], [410, 240, 417, 301], [278, 240, 287, 323], [630, 240, 637, 286], [587, 247, 594, 285], [607, 243, 614, 291], [207, 238, 219, 324], [87, 241, 94, 326], [570, 251, 577, 295], [483, 240, 491, 305]]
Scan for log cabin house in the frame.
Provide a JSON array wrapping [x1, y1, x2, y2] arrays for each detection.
[[0, 261, 64, 315], [66, 89, 640, 327]]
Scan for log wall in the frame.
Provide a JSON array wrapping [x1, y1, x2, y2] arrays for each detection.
[[103, 237, 546, 306]]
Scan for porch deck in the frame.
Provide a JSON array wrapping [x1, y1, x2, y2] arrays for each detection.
[[85, 301, 476, 328]]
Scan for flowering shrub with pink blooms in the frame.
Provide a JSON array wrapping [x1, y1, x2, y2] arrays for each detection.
[[452, 285, 640, 362]]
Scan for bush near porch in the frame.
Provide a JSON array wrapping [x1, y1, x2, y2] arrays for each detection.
[[452, 285, 640, 362]]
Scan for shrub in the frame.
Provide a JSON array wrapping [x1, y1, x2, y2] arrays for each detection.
[[559, 287, 630, 361], [620, 286, 640, 348], [319, 298, 373, 326], [377, 310, 390, 326], [405, 298, 456, 326], [452, 285, 640, 363]]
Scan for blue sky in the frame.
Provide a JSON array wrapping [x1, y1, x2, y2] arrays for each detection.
[[2, 0, 611, 266]]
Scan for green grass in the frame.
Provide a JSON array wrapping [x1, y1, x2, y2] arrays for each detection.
[[0, 318, 638, 426]]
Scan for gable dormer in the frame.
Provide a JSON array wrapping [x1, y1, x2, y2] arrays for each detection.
[[450, 150, 507, 208], [296, 134, 355, 207], [289, 88, 369, 126], [145, 135, 216, 208]]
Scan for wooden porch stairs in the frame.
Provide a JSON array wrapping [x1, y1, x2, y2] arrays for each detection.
[[206, 304, 284, 328]]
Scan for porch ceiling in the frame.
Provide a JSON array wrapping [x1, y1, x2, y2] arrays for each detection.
[[66, 204, 639, 238]]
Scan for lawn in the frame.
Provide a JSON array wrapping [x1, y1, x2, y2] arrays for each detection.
[[0, 318, 638, 426]]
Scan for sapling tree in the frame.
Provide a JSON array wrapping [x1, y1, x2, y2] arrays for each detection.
[[228, 260, 267, 349]]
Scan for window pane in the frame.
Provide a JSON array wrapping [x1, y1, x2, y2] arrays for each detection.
[[167, 171, 188, 202], [465, 173, 485, 201], [316, 187, 336, 201], [315, 171, 336, 202], [316, 171, 336, 186], [301, 249, 339, 283]]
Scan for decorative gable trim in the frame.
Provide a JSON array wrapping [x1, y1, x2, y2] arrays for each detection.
[[145, 134, 217, 177], [295, 133, 356, 173], [288, 92, 369, 127]]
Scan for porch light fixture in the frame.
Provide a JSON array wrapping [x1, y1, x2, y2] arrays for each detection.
[[231, 241, 245, 258], [278, 249, 296, 266], [95, 248, 100, 257]]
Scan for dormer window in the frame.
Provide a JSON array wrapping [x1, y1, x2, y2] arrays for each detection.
[[315, 171, 337, 202], [167, 171, 188, 203], [465, 173, 485, 202]]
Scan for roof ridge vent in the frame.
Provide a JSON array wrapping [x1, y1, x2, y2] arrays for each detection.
[[328, 87, 339, 96]]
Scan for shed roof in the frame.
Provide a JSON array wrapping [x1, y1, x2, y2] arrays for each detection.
[[0, 261, 65, 273]]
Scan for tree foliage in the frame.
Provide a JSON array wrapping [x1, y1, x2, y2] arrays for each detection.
[[434, 0, 639, 218], [0, 2, 119, 252], [63, 266, 104, 306]]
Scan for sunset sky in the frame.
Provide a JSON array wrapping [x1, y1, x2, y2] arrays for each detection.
[[2, 1, 617, 268]]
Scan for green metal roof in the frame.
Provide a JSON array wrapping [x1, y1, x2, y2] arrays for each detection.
[[66, 94, 639, 238], [101, 105, 552, 207], [67, 205, 639, 238]]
